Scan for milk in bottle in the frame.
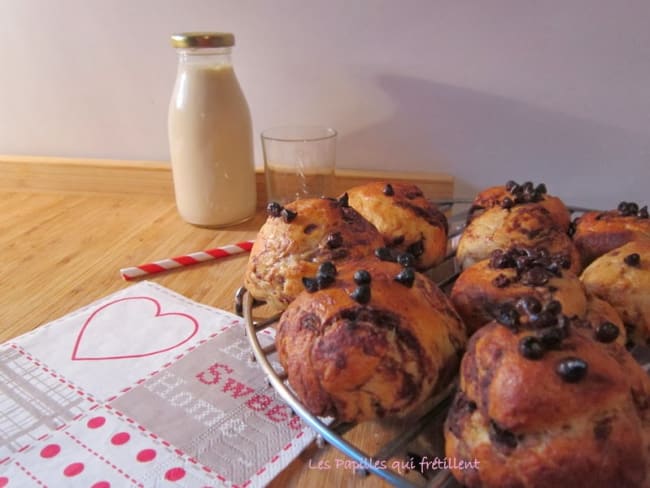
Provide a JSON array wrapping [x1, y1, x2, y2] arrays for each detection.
[[168, 32, 256, 227]]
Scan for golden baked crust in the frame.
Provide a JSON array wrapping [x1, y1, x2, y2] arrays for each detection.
[[450, 249, 587, 335], [244, 198, 384, 311], [456, 204, 581, 273], [345, 182, 448, 270], [573, 204, 650, 267], [444, 320, 650, 488], [468, 182, 571, 231], [581, 240, 650, 345], [275, 259, 466, 423]]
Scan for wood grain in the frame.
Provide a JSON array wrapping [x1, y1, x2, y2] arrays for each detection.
[[0, 155, 175, 196], [0, 155, 454, 206], [0, 161, 453, 487]]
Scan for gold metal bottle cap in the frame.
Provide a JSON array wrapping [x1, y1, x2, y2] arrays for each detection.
[[170, 32, 235, 48]]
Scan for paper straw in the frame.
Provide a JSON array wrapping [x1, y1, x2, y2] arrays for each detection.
[[120, 240, 255, 281]]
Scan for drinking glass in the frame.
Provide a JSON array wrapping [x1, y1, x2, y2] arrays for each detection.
[[261, 126, 337, 204]]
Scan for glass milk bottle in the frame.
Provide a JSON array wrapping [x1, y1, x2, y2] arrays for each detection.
[[168, 32, 256, 227]]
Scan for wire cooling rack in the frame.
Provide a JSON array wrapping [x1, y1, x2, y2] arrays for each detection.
[[234, 200, 642, 487]]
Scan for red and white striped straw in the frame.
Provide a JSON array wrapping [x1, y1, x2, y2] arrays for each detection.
[[120, 240, 255, 281]]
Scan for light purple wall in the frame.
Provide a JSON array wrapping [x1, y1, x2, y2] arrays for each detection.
[[0, 0, 648, 207]]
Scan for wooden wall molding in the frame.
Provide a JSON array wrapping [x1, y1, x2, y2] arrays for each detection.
[[0, 155, 454, 205]]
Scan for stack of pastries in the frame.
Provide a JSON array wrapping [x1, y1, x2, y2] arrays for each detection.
[[446, 181, 650, 487], [243, 179, 650, 485], [245, 182, 463, 422], [445, 305, 650, 488]]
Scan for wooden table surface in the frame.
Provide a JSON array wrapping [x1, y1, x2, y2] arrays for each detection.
[[0, 179, 457, 487]]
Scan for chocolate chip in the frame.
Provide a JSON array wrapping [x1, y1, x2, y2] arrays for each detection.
[[350, 285, 371, 304], [317, 261, 337, 279], [497, 304, 520, 328], [396, 253, 415, 268], [490, 247, 572, 280], [624, 253, 641, 267], [520, 267, 549, 286], [392, 235, 405, 246], [556, 315, 571, 338], [314, 262, 337, 289], [515, 255, 532, 270], [338, 192, 349, 208], [517, 296, 542, 314], [302, 277, 319, 293], [316, 275, 334, 289], [618, 201, 640, 217], [505, 180, 518, 191], [353, 269, 371, 285], [505, 181, 547, 203], [325, 232, 343, 249], [281, 208, 297, 223], [519, 336, 545, 360], [545, 300, 562, 315], [532, 249, 548, 260], [500, 197, 514, 209], [394, 267, 416, 287], [492, 274, 511, 288], [406, 239, 425, 258], [266, 201, 283, 217], [383, 183, 394, 196], [547, 261, 562, 276], [556, 357, 588, 383], [532, 310, 558, 329], [595, 322, 620, 343], [375, 247, 395, 262], [639, 206, 649, 219], [538, 327, 563, 349], [489, 250, 514, 269]]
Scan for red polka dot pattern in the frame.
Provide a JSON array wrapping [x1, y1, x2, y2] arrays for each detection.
[[110, 432, 130, 445], [165, 467, 186, 481], [87, 416, 106, 429], [136, 448, 157, 462], [0, 476, 8, 487], [40, 444, 61, 458], [63, 462, 85, 477], [91, 482, 111, 488]]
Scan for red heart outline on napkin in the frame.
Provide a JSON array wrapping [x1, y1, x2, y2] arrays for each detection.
[[71, 296, 199, 361]]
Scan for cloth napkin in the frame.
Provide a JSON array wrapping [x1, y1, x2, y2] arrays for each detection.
[[0, 282, 313, 487]]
